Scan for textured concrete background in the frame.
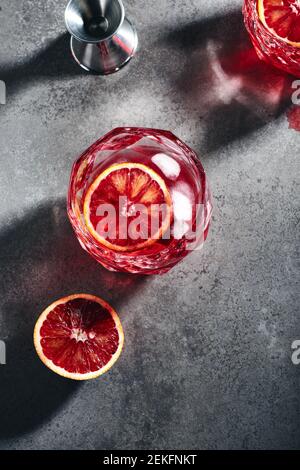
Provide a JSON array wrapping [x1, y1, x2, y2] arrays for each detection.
[[0, 0, 299, 450]]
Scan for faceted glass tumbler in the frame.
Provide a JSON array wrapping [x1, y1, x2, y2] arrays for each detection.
[[243, 0, 300, 77], [67, 128, 212, 275]]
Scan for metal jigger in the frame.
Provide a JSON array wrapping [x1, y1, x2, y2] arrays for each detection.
[[65, 0, 138, 75]]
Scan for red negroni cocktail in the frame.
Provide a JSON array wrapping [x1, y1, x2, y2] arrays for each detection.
[[68, 128, 212, 274], [244, 0, 300, 77]]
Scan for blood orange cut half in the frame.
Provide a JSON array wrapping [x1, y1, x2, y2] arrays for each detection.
[[258, 0, 300, 46], [83, 163, 172, 252], [33, 294, 124, 381]]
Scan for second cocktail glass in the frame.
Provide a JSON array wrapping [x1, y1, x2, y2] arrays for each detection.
[[244, 0, 300, 77]]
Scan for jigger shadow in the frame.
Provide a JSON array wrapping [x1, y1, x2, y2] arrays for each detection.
[[0, 32, 92, 98], [164, 10, 294, 154], [0, 200, 146, 438]]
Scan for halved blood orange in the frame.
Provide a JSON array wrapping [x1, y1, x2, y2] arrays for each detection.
[[33, 294, 124, 380], [83, 163, 172, 252], [258, 0, 300, 47]]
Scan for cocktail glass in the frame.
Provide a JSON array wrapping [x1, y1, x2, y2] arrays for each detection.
[[68, 128, 212, 275], [243, 0, 300, 77]]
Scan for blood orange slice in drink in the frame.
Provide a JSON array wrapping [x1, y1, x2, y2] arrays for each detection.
[[33, 294, 124, 380], [83, 163, 172, 252], [258, 0, 300, 46]]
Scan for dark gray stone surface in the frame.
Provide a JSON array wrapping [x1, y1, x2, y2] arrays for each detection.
[[0, 0, 299, 450]]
